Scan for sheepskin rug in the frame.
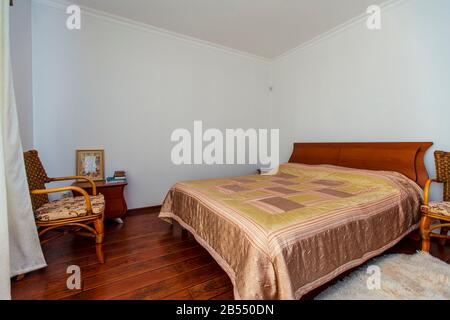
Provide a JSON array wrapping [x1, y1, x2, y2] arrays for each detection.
[[316, 252, 450, 300]]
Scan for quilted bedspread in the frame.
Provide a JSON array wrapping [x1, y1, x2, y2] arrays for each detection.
[[160, 163, 422, 300]]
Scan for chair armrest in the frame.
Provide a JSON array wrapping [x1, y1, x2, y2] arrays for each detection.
[[49, 176, 97, 195], [423, 179, 441, 206], [31, 186, 93, 214]]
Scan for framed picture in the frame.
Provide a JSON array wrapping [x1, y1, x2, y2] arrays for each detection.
[[76, 149, 105, 181]]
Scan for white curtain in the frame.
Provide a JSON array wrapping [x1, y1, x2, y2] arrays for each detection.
[[1, 0, 46, 300]]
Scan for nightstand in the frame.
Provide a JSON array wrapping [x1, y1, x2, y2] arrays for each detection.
[[72, 180, 128, 223]]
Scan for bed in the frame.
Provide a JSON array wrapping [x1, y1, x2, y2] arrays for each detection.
[[160, 142, 433, 300]]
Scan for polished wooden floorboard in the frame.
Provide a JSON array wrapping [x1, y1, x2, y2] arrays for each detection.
[[12, 209, 450, 300]]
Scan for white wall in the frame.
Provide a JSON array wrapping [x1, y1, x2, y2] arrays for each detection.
[[32, 1, 270, 208], [31, 0, 450, 209], [271, 0, 450, 189], [10, 0, 34, 150]]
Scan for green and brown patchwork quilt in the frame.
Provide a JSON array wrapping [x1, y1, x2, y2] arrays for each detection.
[[160, 163, 422, 300]]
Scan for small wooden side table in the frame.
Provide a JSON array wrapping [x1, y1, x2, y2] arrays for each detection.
[[73, 180, 128, 222]]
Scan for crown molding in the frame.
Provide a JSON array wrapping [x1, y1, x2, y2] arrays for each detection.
[[31, 0, 271, 63], [273, 0, 407, 62], [32, 0, 407, 64]]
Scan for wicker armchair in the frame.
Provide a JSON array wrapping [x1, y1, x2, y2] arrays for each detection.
[[420, 150, 450, 252], [23, 150, 105, 263]]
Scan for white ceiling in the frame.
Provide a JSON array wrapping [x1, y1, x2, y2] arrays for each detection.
[[72, 0, 386, 59]]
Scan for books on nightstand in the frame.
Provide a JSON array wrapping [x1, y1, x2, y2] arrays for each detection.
[[106, 171, 127, 184]]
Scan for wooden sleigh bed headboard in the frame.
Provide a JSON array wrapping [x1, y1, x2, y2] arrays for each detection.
[[289, 142, 433, 188]]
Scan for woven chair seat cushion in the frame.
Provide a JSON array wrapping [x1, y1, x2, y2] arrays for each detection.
[[35, 194, 105, 222], [421, 202, 450, 217]]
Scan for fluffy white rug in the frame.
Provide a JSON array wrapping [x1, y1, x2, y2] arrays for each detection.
[[316, 252, 450, 300]]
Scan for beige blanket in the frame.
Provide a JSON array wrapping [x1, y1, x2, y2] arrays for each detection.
[[160, 163, 422, 300]]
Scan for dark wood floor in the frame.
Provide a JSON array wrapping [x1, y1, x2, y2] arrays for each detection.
[[12, 209, 450, 300]]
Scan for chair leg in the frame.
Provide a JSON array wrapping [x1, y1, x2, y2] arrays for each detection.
[[94, 218, 105, 264], [439, 225, 449, 246], [420, 215, 432, 252]]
